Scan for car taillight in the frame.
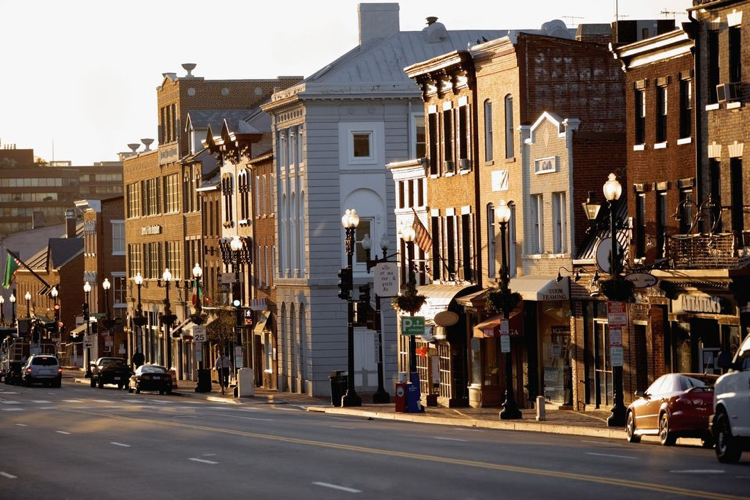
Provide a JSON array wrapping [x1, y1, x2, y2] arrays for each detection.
[[58, 368, 63, 373], [25, 368, 32, 373], [692, 399, 704, 406], [142, 374, 151, 380]]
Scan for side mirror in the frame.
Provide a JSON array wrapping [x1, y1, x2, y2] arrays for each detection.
[[634, 390, 645, 398]]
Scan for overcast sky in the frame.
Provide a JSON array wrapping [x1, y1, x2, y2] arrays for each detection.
[[0, 0, 692, 165]]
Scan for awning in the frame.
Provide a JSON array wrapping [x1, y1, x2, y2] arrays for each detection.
[[508, 276, 569, 301], [172, 318, 192, 335], [455, 289, 488, 308], [70, 324, 87, 336], [473, 309, 524, 338], [404, 284, 477, 321], [253, 311, 270, 334]]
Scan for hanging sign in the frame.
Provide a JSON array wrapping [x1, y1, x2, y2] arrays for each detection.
[[610, 346, 624, 367], [374, 263, 398, 297], [607, 301, 628, 328], [401, 316, 425, 336], [624, 272, 658, 288]]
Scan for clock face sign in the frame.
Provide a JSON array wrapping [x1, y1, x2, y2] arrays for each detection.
[[595, 239, 622, 275]]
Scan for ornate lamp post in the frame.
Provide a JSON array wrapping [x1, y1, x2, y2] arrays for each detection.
[[361, 233, 391, 404], [51, 286, 59, 340], [400, 225, 417, 376], [340, 209, 362, 407], [83, 281, 93, 378], [230, 235, 244, 383], [25, 291, 31, 317], [496, 200, 522, 420], [602, 173, 627, 427], [10, 291, 16, 326], [132, 273, 147, 355], [102, 278, 115, 333], [159, 268, 177, 370]]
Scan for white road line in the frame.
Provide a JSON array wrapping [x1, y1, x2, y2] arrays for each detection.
[[14, 424, 26, 427], [1, 401, 20, 405], [329, 425, 357, 430], [2, 408, 22, 411], [585, 452, 635, 460], [39, 407, 56, 410], [434, 437, 468, 442], [454, 428, 482, 432], [93, 399, 111, 404], [110, 442, 131, 448], [189, 458, 218, 465], [63, 400, 83, 403], [55, 431, 71, 435], [0, 472, 17, 479], [670, 470, 725, 474], [273, 407, 297, 411], [202, 454, 216, 457], [581, 440, 622, 446], [312, 482, 361, 493]]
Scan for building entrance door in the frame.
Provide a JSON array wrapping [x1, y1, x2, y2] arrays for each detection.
[[594, 320, 612, 408]]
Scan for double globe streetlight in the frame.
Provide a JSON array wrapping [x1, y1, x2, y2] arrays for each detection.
[[83, 281, 93, 378], [340, 209, 362, 407]]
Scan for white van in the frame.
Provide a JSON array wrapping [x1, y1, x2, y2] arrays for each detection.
[[713, 334, 750, 463]]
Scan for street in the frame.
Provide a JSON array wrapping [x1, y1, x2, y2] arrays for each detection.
[[0, 379, 747, 500]]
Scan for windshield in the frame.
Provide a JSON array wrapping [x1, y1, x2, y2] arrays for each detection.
[[100, 359, 126, 367], [31, 357, 58, 366], [681, 375, 715, 389]]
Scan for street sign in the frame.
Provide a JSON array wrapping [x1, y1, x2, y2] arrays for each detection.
[[624, 272, 658, 288], [234, 346, 243, 368], [500, 334, 510, 353], [609, 328, 622, 347], [607, 301, 628, 328], [195, 347, 202, 363], [374, 263, 398, 297], [401, 316, 425, 336], [610, 346, 624, 367], [84, 335, 94, 348], [499, 319, 509, 336], [193, 326, 206, 343]]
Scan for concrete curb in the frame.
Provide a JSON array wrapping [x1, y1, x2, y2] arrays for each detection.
[[306, 406, 627, 439]]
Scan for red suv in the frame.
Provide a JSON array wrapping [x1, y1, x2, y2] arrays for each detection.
[[626, 373, 717, 446]]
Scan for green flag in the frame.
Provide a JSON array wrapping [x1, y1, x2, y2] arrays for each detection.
[[3, 251, 20, 289]]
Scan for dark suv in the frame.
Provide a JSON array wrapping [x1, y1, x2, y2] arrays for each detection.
[[90, 357, 131, 389]]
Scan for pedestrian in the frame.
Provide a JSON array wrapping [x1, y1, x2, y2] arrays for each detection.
[[214, 350, 231, 395], [132, 351, 144, 370]]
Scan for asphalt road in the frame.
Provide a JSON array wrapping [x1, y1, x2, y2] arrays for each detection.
[[1, 378, 748, 500]]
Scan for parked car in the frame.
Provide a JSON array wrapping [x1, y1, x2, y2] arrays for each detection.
[[90, 357, 131, 389], [626, 372, 717, 446], [22, 355, 62, 388], [713, 334, 750, 463], [128, 364, 172, 395]]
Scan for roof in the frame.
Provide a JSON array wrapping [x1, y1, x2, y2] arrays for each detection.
[[187, 110, 253, 134], [25, 236, 83, 271]]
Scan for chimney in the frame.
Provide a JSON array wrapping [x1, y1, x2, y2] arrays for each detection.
[[65, 209, 76, 238], [358, 3, 399, 47]]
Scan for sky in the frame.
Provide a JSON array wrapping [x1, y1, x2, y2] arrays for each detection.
[[0, 0, 693, 165]]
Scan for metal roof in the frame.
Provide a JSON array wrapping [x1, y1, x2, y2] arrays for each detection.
[[576, 199, 630, 262]]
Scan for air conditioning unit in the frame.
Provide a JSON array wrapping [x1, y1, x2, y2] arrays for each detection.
[[444, 160, 455, 173], [458, 159, 471, 170], [716, 82, 741, 103]]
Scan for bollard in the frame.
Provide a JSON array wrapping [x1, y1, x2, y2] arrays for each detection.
[[536, 395, 546, 421]]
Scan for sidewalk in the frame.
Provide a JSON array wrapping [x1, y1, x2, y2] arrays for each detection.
[[68, 368, 693, 443]]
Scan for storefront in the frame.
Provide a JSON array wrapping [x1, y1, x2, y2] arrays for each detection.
[[252, 306, 276, 389], [401, 284, 477, 408]]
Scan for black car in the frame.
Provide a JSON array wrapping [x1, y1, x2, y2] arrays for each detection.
[[128, 364, 172, 395], [90, 357, 131, 389]]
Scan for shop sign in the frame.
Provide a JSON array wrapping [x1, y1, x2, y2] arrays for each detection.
[[434, 311, 459, 327], [500, 334, 511, 353], [374, 263, 398, 297], [401, 316, 425, 336], [624, 272, 658, 288], [610, 346, 624, 367], [141, 225, 162, 235], [540, 282, 569, 301], [607, 301, 628, 328], [675, 294, 724, 315]]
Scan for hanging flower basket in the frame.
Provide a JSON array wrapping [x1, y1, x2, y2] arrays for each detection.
[[392, 283, 427, 314], [600, 278, 634, 302], [486, 287, 522, 315]]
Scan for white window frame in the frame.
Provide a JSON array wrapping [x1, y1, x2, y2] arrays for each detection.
[[112, 272, 127, 308], [530, 194, 544, 254], [552, 192, 567, 254], [410, 112, 425, 159], [340, 122, 384, 168], [534, 156, 558, 174], [111, 220, 125, 255], [351, 131, 374, 161]]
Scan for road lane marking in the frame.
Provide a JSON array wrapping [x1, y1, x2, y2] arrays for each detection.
[[63, 400, 83, 403], [0, 472, 16, 479], [110, 442, 131, 448], [96, 412, 746, 500], [2, 408, 22, 411], [313, 482, 361, 493], [581, 440, 623, 446], [1, 401, 20, 404], [39, 406, 56, 410], [55, 431, 71, 435], [93, 400, 111, 403], [585, 452, 635, 460], [434, 437, 468, 442], [670, 470, 725, 474], [189, 458, 218, 465], [329, 425, 357, 430], [15, 424, 26, 427]]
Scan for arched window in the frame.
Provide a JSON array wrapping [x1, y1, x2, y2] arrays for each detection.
[[484, 99, 493, 162], [504, 95, 514, 159]]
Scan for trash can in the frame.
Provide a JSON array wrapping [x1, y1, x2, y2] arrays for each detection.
[[329, 370, 347, 407], [195, 368, 212, 393]]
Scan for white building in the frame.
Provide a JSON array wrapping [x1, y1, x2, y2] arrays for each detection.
[[262, 3, 507, 396]]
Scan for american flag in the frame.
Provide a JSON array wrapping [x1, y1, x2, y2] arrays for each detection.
[[412, 209, 432, 254]]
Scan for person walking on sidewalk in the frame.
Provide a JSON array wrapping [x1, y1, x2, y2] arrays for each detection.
[[215, 352, 231, 395]]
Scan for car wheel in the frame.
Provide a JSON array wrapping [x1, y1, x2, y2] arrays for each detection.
[[659, 413, 677, 446], [701, 436, 715, 449], [715, 412, 743, 463], [626, 411, 641, 443]]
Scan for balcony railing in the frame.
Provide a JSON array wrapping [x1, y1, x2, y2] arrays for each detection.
[[667, 233, 743, 269]]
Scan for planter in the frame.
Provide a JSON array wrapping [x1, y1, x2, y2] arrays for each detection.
[[392, 288, 427, 315], [600, 278, 634, 302], [486, 288, 522, 315]]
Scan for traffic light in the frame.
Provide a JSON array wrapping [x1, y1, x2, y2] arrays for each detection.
[[337, 268, 352, 300], [355, 284, 371, 326]]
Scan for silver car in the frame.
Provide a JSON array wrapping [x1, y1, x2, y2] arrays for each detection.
[[23, 355, 62, 388]]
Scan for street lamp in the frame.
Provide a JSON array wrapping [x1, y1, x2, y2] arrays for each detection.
[[361, 233, 391, 404], [400, 225, 417, 378], [192, 263, 204, 321], [159, 268, 177, 371], [102, 278, 115, 333], [132, 273, 146, 357], [25, 291, 31, 317], [230, 235, 244, 386], [340, 209, 362, 407], [10, 291, 16, 326], [83, 281, 93, 378], [602, 172, 627, 428], [496, 200, 522, 420], [51, 286, 59, 339]]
